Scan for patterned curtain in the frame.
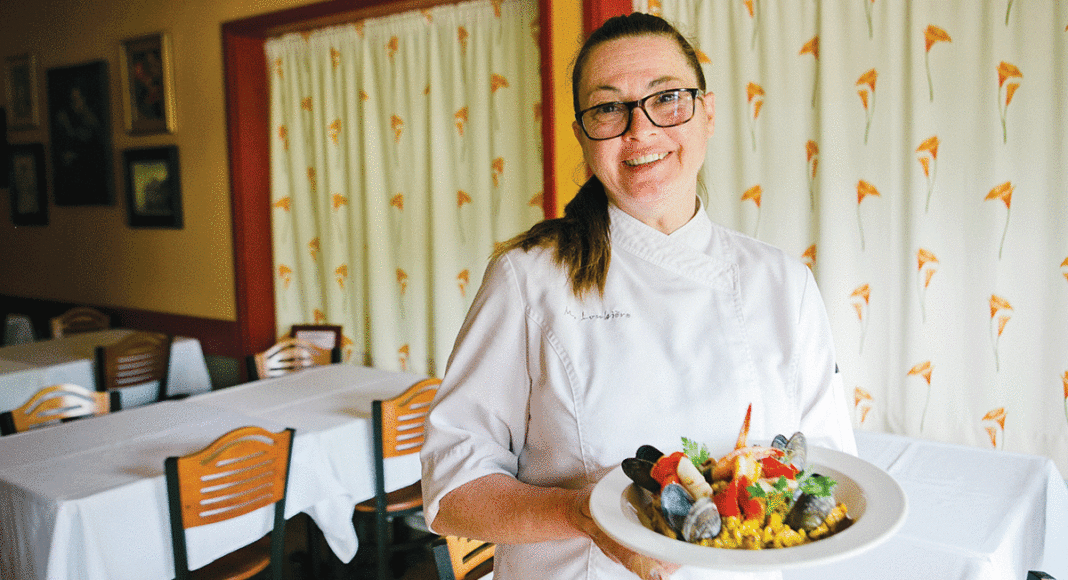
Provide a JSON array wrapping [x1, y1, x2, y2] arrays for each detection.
[[266, 0, 544, 377], [637, 0, 1068, 473]]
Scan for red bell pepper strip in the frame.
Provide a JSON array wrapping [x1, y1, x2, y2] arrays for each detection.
[[760, 456, 799, 479], [650, 451, 686, 488], [712, 476, 743, 517]]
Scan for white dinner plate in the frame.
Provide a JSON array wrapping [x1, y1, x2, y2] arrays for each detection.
[[589, 446, 907, 571]]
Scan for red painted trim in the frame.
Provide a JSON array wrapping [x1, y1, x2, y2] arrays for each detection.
[[539, 0, 556, 219], [222, 24, 276, 357], [584, 0, 632, 35]]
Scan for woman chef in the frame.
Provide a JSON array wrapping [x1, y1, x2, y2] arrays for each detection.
[[420, 12, 856, 580]]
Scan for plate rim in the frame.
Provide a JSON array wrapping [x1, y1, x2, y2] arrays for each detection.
[[589, 446, 908, 571]]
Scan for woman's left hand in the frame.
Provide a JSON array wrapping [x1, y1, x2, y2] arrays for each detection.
[[567, 485, 681, 580]]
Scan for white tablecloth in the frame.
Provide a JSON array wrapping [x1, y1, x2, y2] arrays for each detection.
[[0, 328, 212, 412], [184, 363, 429, 562], [786, 430, 1068, 580], [0, 363, 429, 580]]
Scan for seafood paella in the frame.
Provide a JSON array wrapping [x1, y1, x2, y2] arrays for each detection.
[[621, 404, 853, 550]]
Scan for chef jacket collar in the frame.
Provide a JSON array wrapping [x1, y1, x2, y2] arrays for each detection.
[[608, 197, 737, 291]]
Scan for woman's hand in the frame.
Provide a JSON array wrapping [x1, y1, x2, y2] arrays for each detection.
[[566, 485, 681, 580]]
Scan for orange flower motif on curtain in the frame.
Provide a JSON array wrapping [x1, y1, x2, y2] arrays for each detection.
[[313, 309, 327, 324], [387, 36, 399, 60], [330, 47, 341, 69], [916, 136, 940, 212], [328, 119, 341, 144], [850, 283, 871, 354], [982, 407, 1006, 448], [742, 185, 762, 237], [744, 0, 759, 50], [457, 269, 470, 298], [988, 294, 1012, 372], [996, 61, 1022, 143], [855, 180, 880, 250], [398, 344, 410, 371], [907, 361, 933, 432], [308, 237, 320, 261], [492, 158, 505, 188], [1062, 371, 1068, 427], [390, 114, 405, 143], [805, 140, 818, 210], [1060, 256, 1068, 282], [529, 192, 543, 207], [799, 36, 819, 107], [397, 268, 408, 318], [458, 26, 469, 53], [278, 265, 292, 289], [863, 0, 875, 38], [984, 181, 1014, 259], [274, 58, 284, 80], [390, 193, 404, 211], [854, 386, 873, 425], [490, 0, 503, 18], [923, 26, 951, 101], [273, 197, 292, 242], [332, 193, 348, 240], [746, 82, 764, 151], [335, 264, 348, 290], [856, 69, 877, 144], [455, 107, 468, 136], [457, 189, 472, 243], [802, 244, 816, 269], [916, 248, 938, 322], [278, 125, 289, 150], [307, 166, 317, 192], [301, 97, 312, 111]]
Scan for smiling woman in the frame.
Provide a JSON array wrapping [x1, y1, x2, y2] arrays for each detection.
[[420, 12, 855, 580]]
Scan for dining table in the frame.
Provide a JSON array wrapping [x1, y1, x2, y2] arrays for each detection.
[[785, 430, 1068, 580], [0, 363, 429, 580], [0, 328, 212, 412]]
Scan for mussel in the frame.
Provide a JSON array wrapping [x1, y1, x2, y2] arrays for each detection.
[[784, 472, 835, 531], [622, 457, 660, 493], [635, 444, 664, 464]]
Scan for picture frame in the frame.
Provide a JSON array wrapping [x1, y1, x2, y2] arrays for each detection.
[[8, 143, 49, 226], [119, 32, 176, 135], [4, 53, 40, 129], [122, 145, 182, 228], [47, 60, 113, 206]]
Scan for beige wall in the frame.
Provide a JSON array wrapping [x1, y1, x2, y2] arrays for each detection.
[[0, 0, 582, 321]]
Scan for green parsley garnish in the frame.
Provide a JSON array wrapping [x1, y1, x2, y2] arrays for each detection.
[[797, 471, 837, 497], [680, 437, 711, 468], [746, 476, 791, 512]]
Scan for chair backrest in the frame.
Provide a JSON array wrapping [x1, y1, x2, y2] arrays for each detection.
[[94, 331, 173, 405], [289, 324, 343, 351], [432, 536, 495, 580], [50, 306, 110, 338], [0, 384, 119, 435], [375, 377, 440, 460], [165, 426, 294, 580], [247, 337, 338, 380]]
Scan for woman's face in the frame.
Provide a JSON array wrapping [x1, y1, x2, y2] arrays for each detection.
[[573, 34, 715, 219]]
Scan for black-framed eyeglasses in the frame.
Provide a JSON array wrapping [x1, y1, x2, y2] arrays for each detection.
[[576, 88, 702, 141]]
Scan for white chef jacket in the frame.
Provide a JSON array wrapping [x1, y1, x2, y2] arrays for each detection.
[[421, 200, 856, 580]]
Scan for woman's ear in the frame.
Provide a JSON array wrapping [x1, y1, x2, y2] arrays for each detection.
[[703, 91, 716, 138]]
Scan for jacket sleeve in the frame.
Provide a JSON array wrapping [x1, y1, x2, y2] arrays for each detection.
[[420, 253, 532, 531], [795, 266, 858, 455]]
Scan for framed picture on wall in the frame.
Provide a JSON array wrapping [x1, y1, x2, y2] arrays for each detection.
[[122, 145, 182, 228], [47, 60, 113, 206], [8, 143, 49, 226], [4, 53, 40, 130], [119, 32, 176, 135]]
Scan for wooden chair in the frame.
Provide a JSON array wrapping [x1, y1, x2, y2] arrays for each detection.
[[352, 377, 441, 580], [94, 331, 173, 408], [289, 324, 343, 351], [164, 426, 295, 580], [431, 536, 495, 580], [50, 306, 110, 338], [0, 384, 119, 435], [246, 337, 340, 380]]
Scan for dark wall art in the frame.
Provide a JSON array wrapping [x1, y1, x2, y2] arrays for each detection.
[[47, 60, 113, 206]]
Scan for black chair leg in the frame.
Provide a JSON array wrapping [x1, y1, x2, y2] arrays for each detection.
[[375, 512, 390, 580]]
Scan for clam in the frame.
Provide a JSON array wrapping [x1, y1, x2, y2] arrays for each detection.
[[659, 482, 694, 533], [681, 496, 721, 542]]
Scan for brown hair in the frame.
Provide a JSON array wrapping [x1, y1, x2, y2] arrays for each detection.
[[494, 13, 706, 298]]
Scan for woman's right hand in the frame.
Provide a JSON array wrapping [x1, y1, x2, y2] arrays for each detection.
[[566, 485, 681, 580]]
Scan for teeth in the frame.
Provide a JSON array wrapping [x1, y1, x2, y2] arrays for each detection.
[[625, 152, 667, 166]]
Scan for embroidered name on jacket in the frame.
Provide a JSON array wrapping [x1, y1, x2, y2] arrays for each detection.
[[564, 308, 632, 321]]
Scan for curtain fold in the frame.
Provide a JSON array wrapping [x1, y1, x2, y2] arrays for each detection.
[[641, 0, 1068, 473], [267, 0, 543, 377]]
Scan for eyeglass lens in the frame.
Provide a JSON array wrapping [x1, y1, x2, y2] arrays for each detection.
[[580, 89, 697, 140]]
